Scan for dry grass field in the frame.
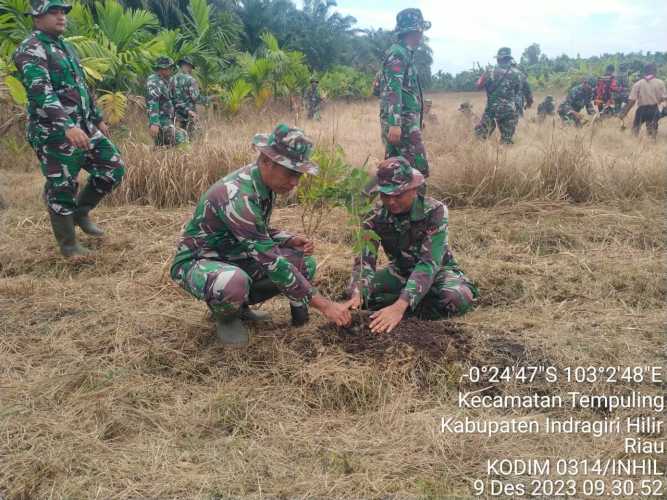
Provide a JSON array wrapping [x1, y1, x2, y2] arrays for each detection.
[[0, 92, 665, 498]]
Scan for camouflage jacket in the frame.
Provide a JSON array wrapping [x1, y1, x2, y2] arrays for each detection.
[[13, 30, 103, 145], [170, 72, 202, 119], [564, 84, 595, 114], [350, 196, 459, 310], [146, 73, 174, 127], [305, 85, 321, 106], [477, 62, 523, 111], [172, 163, 314, 303], [379, 41, 423, 127]]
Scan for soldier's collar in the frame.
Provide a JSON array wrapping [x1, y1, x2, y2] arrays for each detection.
[[250, 163, 271, 200], [35, 30, 62, 44], [409, 195, 426, 221]]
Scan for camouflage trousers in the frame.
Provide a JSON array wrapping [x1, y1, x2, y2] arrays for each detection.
[[382, 113, 429, 177], [307, 103, 321, 120], [172, 249, 317, 317], [475, 104, 518, 144], [155, 124, 188, 147], [176, 114, 199, 140], [557, 103, 584, 127], [365, 266, 478, 319], [32, 131, 125, 216]]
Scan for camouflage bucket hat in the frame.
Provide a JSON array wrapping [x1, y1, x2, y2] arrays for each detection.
[[252, 124, 319, 175], [424, 98, 432, 105], [178, 56, 195, 68], [394, 8, 431, 35], [154, 56, 174, 69], [376, 156, 425, 196], [496, 47, 513, 59], [545, 95, 554, 101], [27, 0, 72, 16]]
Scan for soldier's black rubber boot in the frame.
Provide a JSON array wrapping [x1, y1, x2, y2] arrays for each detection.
[[215, 313, 249, 346], [49, 212, 91, 257], [290, 304, 309, 327], [248, 278, 280, 305], [74, 184, 106, 237]]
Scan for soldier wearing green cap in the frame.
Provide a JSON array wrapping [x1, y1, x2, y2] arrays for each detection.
[[347, 157, 478, 334], [537, 95, 556, 122], [171, 124, 354, 345], [379, 8, 431, 178], [475, 47, 531, 144], [146, 56, 187, 146], [170, 57, 205, 138], [12, 0, 125, 257]]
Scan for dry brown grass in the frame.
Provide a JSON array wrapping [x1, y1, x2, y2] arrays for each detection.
[[0, 93, 665, 498]]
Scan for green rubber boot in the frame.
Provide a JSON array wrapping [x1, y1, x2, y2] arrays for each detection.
[[74, 184, 106, 237], [49, 212, 91, 257], [215, 313, 249, 346]]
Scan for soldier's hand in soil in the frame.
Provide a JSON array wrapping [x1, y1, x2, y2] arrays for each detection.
[[98, 121, 111, 138], [369, 298, 409, 334], [346, 291, 362, 310], [65, 127, 91, 150], [149, 125, 160, 138], [387, 126, 402, 145], [311, 295, 352, 326], [287, 236, 314, 256]]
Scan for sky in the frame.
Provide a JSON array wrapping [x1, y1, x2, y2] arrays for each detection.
[[327, 0, 667, 73]]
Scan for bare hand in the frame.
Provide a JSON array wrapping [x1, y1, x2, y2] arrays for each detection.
[[346, 290, 362, 310], [188, 110, 198, 119], [65, 126, 90, 149], [97, 121, 111, 138], [387, 125, 402, 145], [288, 235, 314, 256], [149, 125, 160, 138], [324, 301, 352, 327], [369, 299, 409, 334]]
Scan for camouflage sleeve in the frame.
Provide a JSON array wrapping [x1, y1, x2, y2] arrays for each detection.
[[348, 216, 380, 300], [268, 228, 294, 245], [221, 196, 314, 302], [189, 77, 202, 106], [13, 41, 76, 132], [384, 49, 407, 127], [146, 79, 161, 126], [522, 76, 533, 104], [399, 204, 448, 310]]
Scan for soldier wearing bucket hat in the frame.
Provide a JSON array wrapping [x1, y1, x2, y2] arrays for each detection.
[[13, 0, 125, 257], [146, 56, 187, 146], [347, 157, 478, 334], [171, 124, 354, 346], [170, 56, 205, 138], [379, 8, 430, 180], [475, 46, 531, 144]]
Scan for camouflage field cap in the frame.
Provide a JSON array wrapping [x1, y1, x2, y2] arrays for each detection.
[[545, 95, 554, 101], [496, 47, 513, 59], [376, 156, 425, 196], [459, 101, 472, 110], [27, 0, 72, 16], [310, 77, 319, 83], [252, 124, 319, 175], [178, 56, 195, 68], [394, 8, 431, 35], [154, 56, 174, 69], [424, 98, 433, 105]]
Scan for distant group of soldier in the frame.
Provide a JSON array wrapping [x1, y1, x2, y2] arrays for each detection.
[[10, 0, 665, 346]]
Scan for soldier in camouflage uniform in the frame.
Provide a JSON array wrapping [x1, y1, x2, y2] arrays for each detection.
[[146, 56, 187, 147], [422, 98, 439, 127], [13, 0, 125, 257], [348, 157, 478, 334], [305, 78, 322, 120], [170, 57, 203, 138], [171, 124, 353, 345], [537, 95, 556, 121], [558, 77, 596, 127], [515, 74, 533, 118], [475, 48, 531, 144], [379, 8, 430, 178]]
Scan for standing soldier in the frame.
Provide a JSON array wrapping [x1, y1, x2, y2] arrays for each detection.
[[146, 56, 186, 147], [557, 77, 596, 127], [515, 74, 533, 119], [380, 8, 431, 178], [475, 47, 528, 144], [422, 98, 439, 127], [305, 78, 322, 120], [347, 157, 477, 334], [537, 95, 556, 121], [614, 70, 631, 115], [594, 64, 619, 116], [619, 63, 666, 139], [170, 57, 203, 138], [171, 124, 354, 345], [13, 0, 125, 257]]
